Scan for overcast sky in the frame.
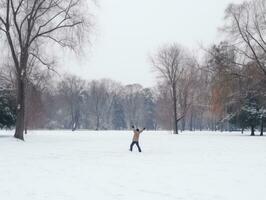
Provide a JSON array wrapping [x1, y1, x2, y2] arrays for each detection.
[[60, 0, 245, 87]]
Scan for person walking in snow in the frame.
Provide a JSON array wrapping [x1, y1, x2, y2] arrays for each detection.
[[130, 125, 145, 152]]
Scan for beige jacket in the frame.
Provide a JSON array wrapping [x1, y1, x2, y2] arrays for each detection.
[[132, 129, 144, 141]]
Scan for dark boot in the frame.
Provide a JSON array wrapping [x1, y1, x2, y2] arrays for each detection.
[[129, 142, 135, 151], [136, 142, 142, 152]]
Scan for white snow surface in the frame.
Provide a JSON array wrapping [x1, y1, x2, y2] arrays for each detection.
[[0, 130, 266, 200]]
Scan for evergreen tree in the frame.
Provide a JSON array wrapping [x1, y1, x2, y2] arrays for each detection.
[[112, 97, 126, 130], [0, 89, 16, 129], [258, 108, 266, 136], [230, 95, 260, 136], [142, 88, 156, 130]]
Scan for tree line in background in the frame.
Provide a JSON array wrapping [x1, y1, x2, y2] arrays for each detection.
[[1, 0, 266, 139], [1, 72, 211, 132]]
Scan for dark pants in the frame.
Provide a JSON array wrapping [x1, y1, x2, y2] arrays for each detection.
[[130, 141, 142, 152]]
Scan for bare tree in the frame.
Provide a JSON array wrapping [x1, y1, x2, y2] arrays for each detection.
[[99, 79, 121, 129], [24, 59, 53, 133], [58, 74, 85, 131], [154, 83, 173, 130], [85, 79, 119, 130], [0, 0, 92, 140], [122, 84, 144, 128], [224, 0, 266, 76], [177, 57, 198, 131], [151, 43, 186, 134]]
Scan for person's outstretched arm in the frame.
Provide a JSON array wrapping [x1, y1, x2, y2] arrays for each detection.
[[139, 128, 146, 133]]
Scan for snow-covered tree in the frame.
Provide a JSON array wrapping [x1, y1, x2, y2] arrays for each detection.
[[230, 95, 261, 136], [112, 96, 126, 130], [0, 0, 93, 140], [142, 88, 157, 130], [0, 88, 16, 129], [57, 75, 85, 131]]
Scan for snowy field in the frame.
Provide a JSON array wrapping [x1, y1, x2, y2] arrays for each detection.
[[0, 130, 266, 200]]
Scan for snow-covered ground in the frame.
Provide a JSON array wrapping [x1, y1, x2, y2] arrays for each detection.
[[0, 130, 266, 200]]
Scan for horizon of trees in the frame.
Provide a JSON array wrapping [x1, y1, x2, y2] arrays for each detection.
[[1, 0, 266, 137]]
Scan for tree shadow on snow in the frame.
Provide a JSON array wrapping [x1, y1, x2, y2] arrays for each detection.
[[0, 135, 13, 139]]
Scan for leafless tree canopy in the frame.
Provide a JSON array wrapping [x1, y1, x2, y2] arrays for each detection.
[[0, 0, 91, 69], [0, 0, 92, 140], [224, 0, 266, 75], [151, 43, 185, 89], [151, 43, 198, 133], [2, 0, 266, 137]]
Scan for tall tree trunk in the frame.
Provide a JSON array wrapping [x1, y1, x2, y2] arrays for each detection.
[[260, 119, 263, 136], [14, 51, 28, 140], [24, 116, 28, 134], [96, 115, 100, 130], [173, 86, 178, 134], [189, 109, 193, 131], [71, 111, 76, 131], [71, 103, 75, 130], [181, 117, 186, 131], [14, 76, 25, 140], [251, 125, 255, 136], [24, 82, 30, 135], [199, 113, 203, 131]]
